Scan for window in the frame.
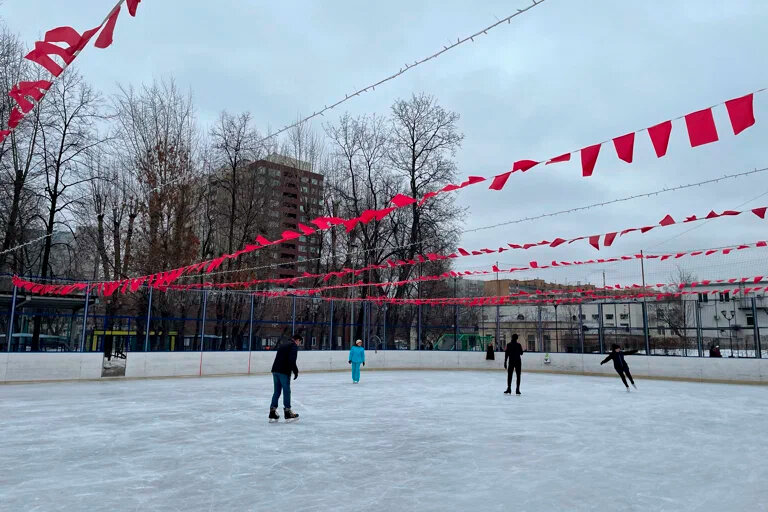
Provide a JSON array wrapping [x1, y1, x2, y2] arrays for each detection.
[[698, 293, 709, 303], [591, 314, 599, 320], [605, 314, 614, 320], [620, 313, 629, 320], [311, 178, 318, 185], [301, 186, 309, 194], [516, 314, 525, 321], [719, 291, 730, 302], [571, 315, 578, 321], [301, 177, 309, 183], [747, 314, 755, 326], [527, 334, 535, 352], [580, 314, 587, 320], [657, 326, 666, 335]]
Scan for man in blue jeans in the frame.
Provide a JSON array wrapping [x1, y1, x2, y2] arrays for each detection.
[[269, 335, 301, 422]]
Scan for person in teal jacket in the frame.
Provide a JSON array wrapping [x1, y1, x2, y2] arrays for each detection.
[[348, 339, 366, 383]]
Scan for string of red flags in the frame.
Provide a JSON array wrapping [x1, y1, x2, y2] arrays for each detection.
[[0, 0, 142, 144], [129, 89, 763, 277], [158, 239, 768, 295], [11, 226, 768, 298]]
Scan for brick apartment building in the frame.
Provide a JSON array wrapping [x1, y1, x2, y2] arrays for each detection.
[[250, 155, 324, 279]]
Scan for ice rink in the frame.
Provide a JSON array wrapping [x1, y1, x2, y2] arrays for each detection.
[[1, 370, 767, 512]]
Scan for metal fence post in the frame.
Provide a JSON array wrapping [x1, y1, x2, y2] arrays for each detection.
[[7, 285, 17, 352], [417, 304, 422, 350], [79, 286, 92, 352], [144, 287, 153, 352], [291, 296, 296, 336], [328, 299, 334, 351], [199, 290, 208, 351], [578, 303, 584, 353], [382, 304, 387, 350], [248, 295, 254, 352], [752, 298, 761, 358], [695, 302, 704, 357], [598, 303, 604, 354], [537, 306, 543, 352], [642, 301, 651, 356], [495, 304, 500, 350], [454, 303, 459, 351]]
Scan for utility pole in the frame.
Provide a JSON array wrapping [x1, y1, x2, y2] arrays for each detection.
[[640, 250, 650, 355]]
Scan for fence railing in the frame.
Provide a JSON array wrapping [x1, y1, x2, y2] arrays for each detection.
[[2, 285, 766, 359]]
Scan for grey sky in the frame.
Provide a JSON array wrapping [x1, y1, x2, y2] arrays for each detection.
[[3, 0, 768, 286]]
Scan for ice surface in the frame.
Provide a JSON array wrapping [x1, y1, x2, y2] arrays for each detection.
[[1, 370, 767, 512]]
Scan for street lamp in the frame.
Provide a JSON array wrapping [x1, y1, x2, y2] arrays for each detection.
[[721, 310, 735, 357]]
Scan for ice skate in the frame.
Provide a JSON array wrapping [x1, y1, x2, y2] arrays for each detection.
[[504, 388, 511, 395], [284, 408, 299, 423], [269, 407, 280, 423], [632, 383, 637, 390], [516, 390, 521, 396], [626, 387, 630, 392]]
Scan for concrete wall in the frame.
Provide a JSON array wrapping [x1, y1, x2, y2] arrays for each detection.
[[3, 350, 768, 384]]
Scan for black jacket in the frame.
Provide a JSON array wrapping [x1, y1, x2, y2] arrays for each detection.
[[504, 342, 524, 366], [600, 349, 637, 371], [271, 341, 299, 376]]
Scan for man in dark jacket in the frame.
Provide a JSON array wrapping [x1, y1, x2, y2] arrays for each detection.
[[600, 344, 638, 391], [269, 335, 301, 422], [504, 333, 524, 395]]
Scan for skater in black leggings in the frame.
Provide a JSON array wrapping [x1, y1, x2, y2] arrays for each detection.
[[600, 344, 638, 391], [504, 334, 524, 395]]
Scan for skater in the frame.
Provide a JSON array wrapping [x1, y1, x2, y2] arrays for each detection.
[[269, 335, 301, 422], [504, 333, 524, 395], [710, 345, 723, 358], [600, 344, 638, 391], [348, 339, 365, 383], [486, 342, 495, 360]]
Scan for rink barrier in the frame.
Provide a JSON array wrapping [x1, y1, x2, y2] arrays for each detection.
[[2, 351, 768, 384]]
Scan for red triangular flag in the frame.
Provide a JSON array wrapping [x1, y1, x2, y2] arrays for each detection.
[[489, 172, 512, 191], [512, 159, 539, 172], [546, 153, 571, 165], [752, 207, 767, 219], [127, 0, 142, 16], [612, 132, 635, 163], [391, 194, 417, 207], [588, 235, 600, 250], [659, 214, 675, 226], [580, 144, 601, 177], [604, 232, 618, 247], [95, 6, 121, 49], [725, 93, 755, 135], [685, 108, 719, 147], [648, 120, 672, 158]]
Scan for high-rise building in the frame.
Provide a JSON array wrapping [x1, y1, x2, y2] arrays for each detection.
[[249, 155, 325, 279]]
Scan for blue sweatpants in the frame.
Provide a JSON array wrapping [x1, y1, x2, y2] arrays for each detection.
[[351, 362, 361, 382], [270, 372, 291, 409]]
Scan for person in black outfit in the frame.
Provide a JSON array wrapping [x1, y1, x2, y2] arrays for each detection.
[[600, 344, 638, 391], [269, 335, 301, 422], [504, 334, 524, 395], [486, 342, 495, 360]]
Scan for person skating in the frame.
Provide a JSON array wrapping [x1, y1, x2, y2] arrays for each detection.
[[504, 333, 524, 395], [269, 335, 301, 422], [600, 344, 639, 391], [710, 345, 723, 358], [486, 342, 495, 360], [348, 339, 366, 383]]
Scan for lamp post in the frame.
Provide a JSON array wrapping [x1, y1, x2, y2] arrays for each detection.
[[721, 310, 735, 357], [553, 304, 559, 353]]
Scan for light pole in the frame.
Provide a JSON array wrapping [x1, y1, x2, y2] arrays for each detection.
[[721, 310, 735, 357], [553, 304, 559, 353]]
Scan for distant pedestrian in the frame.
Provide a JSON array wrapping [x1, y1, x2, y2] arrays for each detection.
[[600, 344, 638, 392], [504, 334, 524, 395], [268, 335, 301, 423], [486, 342, 495, 360], [349, 339, 366, 383], [710, 345, 723, 358]]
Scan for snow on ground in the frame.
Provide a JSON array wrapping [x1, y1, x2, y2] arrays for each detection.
[[1, 370, 767, 512]]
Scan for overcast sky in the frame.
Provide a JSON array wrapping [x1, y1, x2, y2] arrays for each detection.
[[3, 0, 768, 286]]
